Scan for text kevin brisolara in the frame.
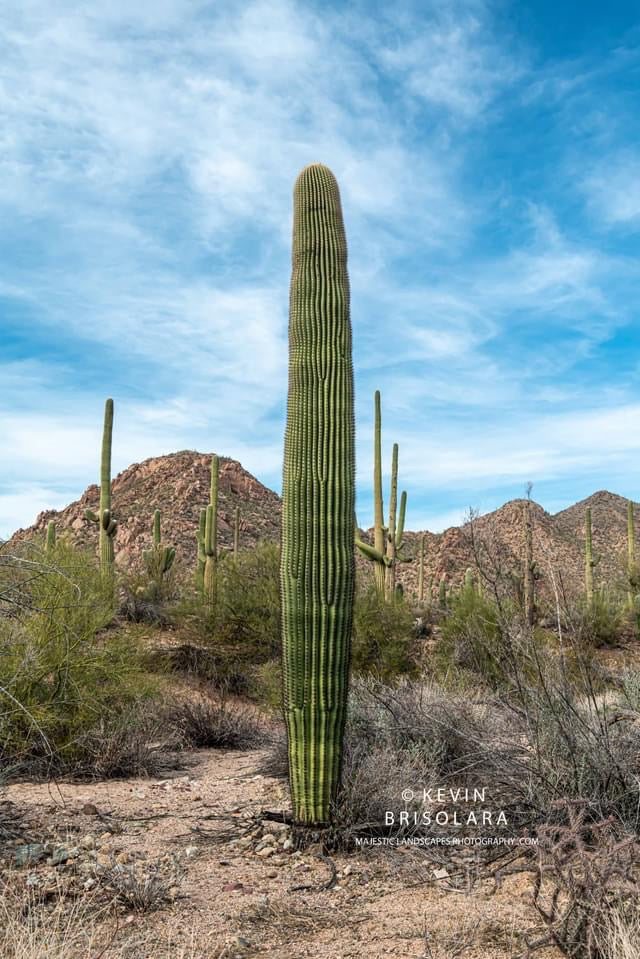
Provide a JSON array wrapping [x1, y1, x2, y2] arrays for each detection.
[[387, 786, 509, 828]]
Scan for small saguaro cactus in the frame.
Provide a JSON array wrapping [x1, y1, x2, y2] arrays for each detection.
[[355, 391, 408, 600], [233, 505, 240, 561], [195, 507, 206, 593], [281, 163, 355, 827], [417, 533, 426, 602], [142, 509, 175, 595], [584, 507, 600, 607], [45, 520, 56, 554], [203, 455, 219, 607], [438, 573, 447, 609], [464, 567, 474, 592], [85, 398, 117, 577]]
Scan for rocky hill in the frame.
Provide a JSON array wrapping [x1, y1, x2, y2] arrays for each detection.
[[7, 452, 639, 599]]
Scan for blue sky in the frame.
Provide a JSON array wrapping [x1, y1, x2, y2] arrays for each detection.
[[1, 0, 639, 537]]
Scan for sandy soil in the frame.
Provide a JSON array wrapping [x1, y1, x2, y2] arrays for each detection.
[[1, 748, 562, 959]]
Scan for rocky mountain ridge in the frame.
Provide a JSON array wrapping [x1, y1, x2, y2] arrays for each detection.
[[8, 451, 639, 598]]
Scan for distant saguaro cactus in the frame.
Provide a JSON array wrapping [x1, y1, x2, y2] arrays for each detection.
[[355, 391, 408, 600], [195, 507, 206, 594], [142, 509, 175, 594], [281, 163, 355, 826], [417, 533, 426, 602], [203, 455, 219, 607], [85, 398, 117, 577], [45, 520, 56, 554], [233, 505, 240, 561], [439, 574, 447, 609]]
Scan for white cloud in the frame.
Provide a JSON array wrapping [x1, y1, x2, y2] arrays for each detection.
[[583, 152, 640, 226]]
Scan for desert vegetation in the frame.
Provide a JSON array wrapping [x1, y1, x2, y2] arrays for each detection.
[[2, 163, 640, 958]]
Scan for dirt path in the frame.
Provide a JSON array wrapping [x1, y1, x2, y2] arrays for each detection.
[[2, 749, 560, 959]]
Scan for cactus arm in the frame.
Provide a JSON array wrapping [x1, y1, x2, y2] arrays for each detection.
[[281, 163, 355, 826], [203, 455, 219, 606], [196, 507, 206, 593], [152, 509, 161, 547], [96, 399, 116, 576], [85, 509, 99, 524], [372, 390, 385, 596], [355, 538, 388, 565], [396, 491, 407, 553]]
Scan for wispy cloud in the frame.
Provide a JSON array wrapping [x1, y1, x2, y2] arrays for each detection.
[[0, 1, 638, 537]]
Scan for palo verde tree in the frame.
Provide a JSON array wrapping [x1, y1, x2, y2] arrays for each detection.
[[281, 163, 355, 826]]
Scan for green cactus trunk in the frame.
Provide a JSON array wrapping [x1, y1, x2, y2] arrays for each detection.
[[45, 521, 56, 554], [372, 391, 385, 596], [233, 506, 240, 561], [464, 567, 474, 592], [203, 455, 219, 608], [439, 574, 447, 609], [417, 533, 425, 602], [628, 500, 635, 609], [585, 507, 594, 608], [196, 508, 206, 594], [384, 444, 398, 599], [281, 163, 355, 826]]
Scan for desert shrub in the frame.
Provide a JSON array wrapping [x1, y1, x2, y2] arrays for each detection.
[[166, 693, 264, 750], [251, 658, 283, 711], [568, 589, 626, 649], [436, 586, 509, 687], [0, 540, 160, 774], [351, 586, 418, 680], [215, 542, 281, 659], [118, 565, 175, 626]]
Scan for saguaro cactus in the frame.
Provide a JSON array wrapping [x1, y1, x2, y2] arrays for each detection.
[[355, 392, 407, 599], [142, 509, 175, 594], [85, 398, 117, 576], [417, 533, 426, 602], [203, 455, 219, 607], [45, 520, 56, 554], [281, 163, 355, 826], [584, 507, 599, 607], [195, 508, 206, 593], [233, 506, 240, 561], [439, 574, 447, 609]]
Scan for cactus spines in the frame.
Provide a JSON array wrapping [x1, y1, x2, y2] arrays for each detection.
[[418, 533, 426, 602], [384, 443, 399, 597], [585, 507, 600, 607], [203, 455, 219, 607], [233, 506, 240, 561], [195, 507, 206, 593], [85, 398, 117, 576], [281, 163, 355, 826], [45, 520, 56, 553]]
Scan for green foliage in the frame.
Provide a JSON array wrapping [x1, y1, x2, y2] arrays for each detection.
[[574, 588, 624, 648], [436, 586, 505, 687], [216, 541, 281, 660], [0, 540, 158, 770], [351, 585, 418, 681]]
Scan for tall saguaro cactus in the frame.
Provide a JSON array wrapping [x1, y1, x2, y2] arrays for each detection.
[[355, 391, 407, 599], [85, 398, 117, 577], [233, 506, 240, 561], [203, 455, 219, 607], [281, 163, 355, 826]]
